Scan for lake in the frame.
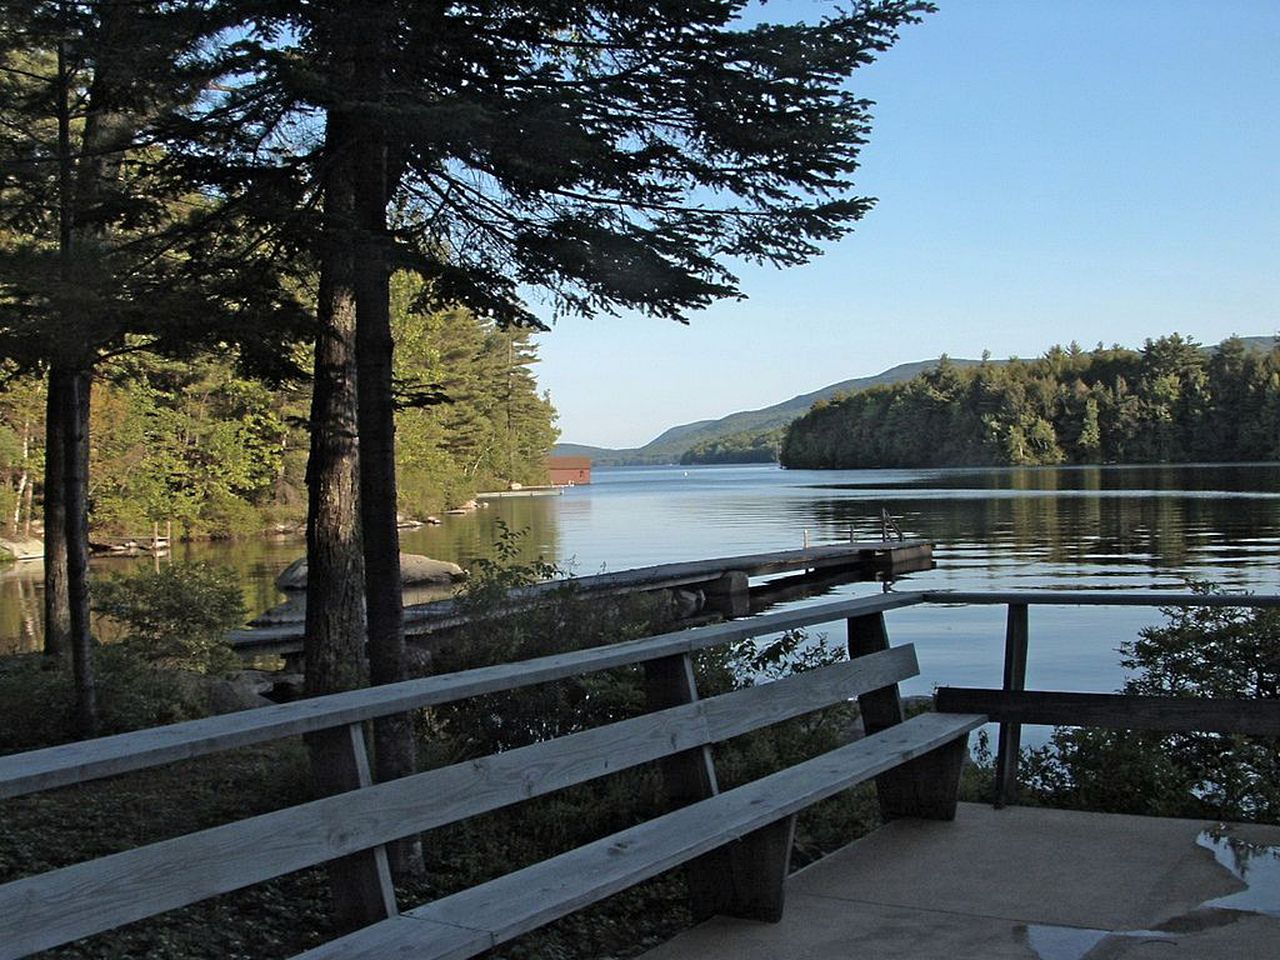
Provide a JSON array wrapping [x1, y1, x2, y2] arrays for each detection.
[[3, 462, 1278, 706]]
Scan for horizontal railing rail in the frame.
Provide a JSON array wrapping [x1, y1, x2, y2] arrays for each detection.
[[923, 588, 1280, 806], [922, 589, 1280, 607], [0, 591, 923, 800]]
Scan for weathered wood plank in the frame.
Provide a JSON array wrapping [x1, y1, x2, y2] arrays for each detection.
[[0, 592, 924, 800], [0, 649, 918, 957], [700, 645, 918, 741], [388, 712, 987, 958], [936, 688, 1280, 736], [923, 590, 1280, 608], [994, 604, 1029, 808], [289, 915, 489, 960]]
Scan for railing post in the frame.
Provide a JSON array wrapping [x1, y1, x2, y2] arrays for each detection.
[[644, 651, 794, 923], [305, 722, 398, 930], [847, 612, 904, 735], [994, 603, 1029, 808], [849, 611, 967, 820], [644, 653, 723, 918]]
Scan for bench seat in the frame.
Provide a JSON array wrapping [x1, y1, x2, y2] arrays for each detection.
[[294, 710, 985, 960]]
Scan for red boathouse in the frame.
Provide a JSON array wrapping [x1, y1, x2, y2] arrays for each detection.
[[547, 456, 591, 485]]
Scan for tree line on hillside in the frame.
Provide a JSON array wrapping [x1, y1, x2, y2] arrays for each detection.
[[0, 291, 556, 540], [0, 0, 929, 883], [780, 335, 1280, 469], [680, 426, 785, 464]]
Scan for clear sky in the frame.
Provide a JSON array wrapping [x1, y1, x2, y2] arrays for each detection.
[[531, 0, 1280, 450]]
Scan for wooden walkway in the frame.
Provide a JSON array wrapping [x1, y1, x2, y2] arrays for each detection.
[[227, 540, 933, 658]]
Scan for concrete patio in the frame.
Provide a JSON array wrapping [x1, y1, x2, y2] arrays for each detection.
[[641, 803, 1280, 960]]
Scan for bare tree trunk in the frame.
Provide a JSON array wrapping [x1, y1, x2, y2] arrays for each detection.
[[42, 369, 70, 662], [65, 368, 96, 737], [304, 114, 368, 699], [351, 0, 422, 877], [22, 461, 33, 539], [10, 420, 29, 534]]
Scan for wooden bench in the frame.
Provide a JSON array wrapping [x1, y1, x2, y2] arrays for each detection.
[[0, 593, 982, 960]]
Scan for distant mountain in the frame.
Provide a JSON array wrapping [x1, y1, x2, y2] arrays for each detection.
[[556, 336, 1278, 467], [555, 358, 981, 465]]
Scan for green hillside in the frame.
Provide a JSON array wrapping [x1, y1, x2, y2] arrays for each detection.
[[557, 336, 1277, 467], [555, 359, 976, 465]]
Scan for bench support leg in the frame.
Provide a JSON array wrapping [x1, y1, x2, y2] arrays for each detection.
[[306, 722, 399, 930], [644, 653, 725, 921], [720, 815, 798, 922], [877, 734, 968, 821], [848, 613, 968, 821]]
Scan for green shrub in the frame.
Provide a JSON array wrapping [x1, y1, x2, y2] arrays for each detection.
[[0, 648, 210, 753], [92, 562, 245, 675]]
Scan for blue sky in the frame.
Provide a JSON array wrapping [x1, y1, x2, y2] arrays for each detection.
[[532, 1, 1280, 449]]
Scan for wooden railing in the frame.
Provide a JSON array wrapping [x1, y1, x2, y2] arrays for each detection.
[[3, 586, 1277, 958], [925, 590, 1280, 807]]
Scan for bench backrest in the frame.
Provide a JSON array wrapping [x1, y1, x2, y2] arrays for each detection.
[[0, 595, 920, 959]]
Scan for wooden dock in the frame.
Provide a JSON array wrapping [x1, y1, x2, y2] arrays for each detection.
[[226, 540, 933, 659]]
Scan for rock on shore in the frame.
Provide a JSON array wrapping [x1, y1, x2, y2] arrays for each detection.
[[274, 553, 467, 591]]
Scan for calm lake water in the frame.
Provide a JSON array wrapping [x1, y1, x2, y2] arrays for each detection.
[[3, 463, 1278, 706]]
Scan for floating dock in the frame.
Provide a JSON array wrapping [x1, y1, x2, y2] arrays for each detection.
[[226, 540, 933, 660]]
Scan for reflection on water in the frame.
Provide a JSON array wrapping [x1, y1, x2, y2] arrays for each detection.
[[1200, 829, 1280, 917], [3, 463, 1278, 669], [1023, 829, 1280, 960]]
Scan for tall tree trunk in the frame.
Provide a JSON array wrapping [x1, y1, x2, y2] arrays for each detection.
[[351, 0, 422, 876], [43, 17, 76, 664], [42, 368, 71, 662], [304, 114, 367, 699], [64, 369, 96, 737]]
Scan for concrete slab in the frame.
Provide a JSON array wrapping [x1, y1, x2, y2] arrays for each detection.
[[640, 803, 1280, 960]]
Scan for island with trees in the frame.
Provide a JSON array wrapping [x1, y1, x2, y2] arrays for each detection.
[[779, 335, 1280, 469]]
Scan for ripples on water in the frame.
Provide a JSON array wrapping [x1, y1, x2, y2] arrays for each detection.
[[4, 463, 1278, 702]]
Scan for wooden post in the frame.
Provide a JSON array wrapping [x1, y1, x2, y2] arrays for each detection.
[[847, 612, 904, 736], [848, 612, 961, 820], [305, 722, 398, 931], [644, 653, 725, 919], [703, 571, 750, 618], [719, 814, 798, 922], [994, 603, 1029, 809], [876, 734, 968, 821], [645, 653, 797, 922]]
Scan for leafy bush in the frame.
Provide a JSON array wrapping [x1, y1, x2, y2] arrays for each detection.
[[0, 648, 211, 753], [92, 562, 245, 675], [1020, 585, 1280, 822]]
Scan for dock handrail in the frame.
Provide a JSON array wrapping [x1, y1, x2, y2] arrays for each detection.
[[0, 589, 978, 960], [8, 588, 1277, 802], [924, 588, 1280, 807]]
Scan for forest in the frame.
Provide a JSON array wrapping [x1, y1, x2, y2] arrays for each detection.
[[0, 286, 557, 542], [781, 335, 1280, 469]]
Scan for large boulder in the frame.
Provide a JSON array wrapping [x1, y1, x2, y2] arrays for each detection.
[[275, 553, 466, 592]]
